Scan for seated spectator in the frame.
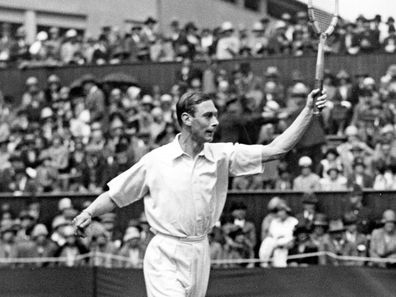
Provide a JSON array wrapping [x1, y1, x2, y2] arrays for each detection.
[[343, 184, 375, 235], [224, 227, 253, 267], [209, 226, 226, 267], [320, 219, 349, 265], [342, 213, 368, 266], [88, 221, 119, 268], [295, 192, 319, 232], [118, 226, 144, 268], [347, 157, 374, 188], [260, 196, 282, 241], [309, 213, 330, 255], [54, 224, 89, 267], [288, 225, 319, 266], [293, 156, 321, 191], [319, 166, 348, 191], [259, 199, 298, 267], [0, 219, 18, 267], [316, 148, 344, 178], [370, 209, 396, 268], [229, 202, 256, 253]]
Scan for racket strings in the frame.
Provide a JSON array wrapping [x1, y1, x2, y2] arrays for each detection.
[[312, 7, 335, 33]]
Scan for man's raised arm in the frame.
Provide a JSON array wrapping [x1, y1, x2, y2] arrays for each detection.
[[261, 89, 327, 162]]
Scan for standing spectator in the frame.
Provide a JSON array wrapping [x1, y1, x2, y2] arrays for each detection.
[[293, 156, 321, 191], [46, 27, 62, 60], [259, 200, 298, 267], [216, 22, 240, 60], [82, 74, 106, 122], [60, 29, 80, 64], [29, 31, 48, 62], [370, 209, 396, 268]]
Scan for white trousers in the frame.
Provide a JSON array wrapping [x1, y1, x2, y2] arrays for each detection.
[[143, 233, 211, 297]]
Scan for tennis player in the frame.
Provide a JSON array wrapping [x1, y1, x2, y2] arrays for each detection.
[[73, 89, 327, 297]]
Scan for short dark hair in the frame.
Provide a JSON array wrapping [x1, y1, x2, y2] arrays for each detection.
[[176, 91, 213, 126]]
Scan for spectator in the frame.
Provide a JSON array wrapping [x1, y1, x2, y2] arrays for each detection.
[[295, 192, 319, 232], [229, 202, 256, 254], [30, 223, 57, 266], [309, 213, 330, 255], [259, 199, 298, 267], [370, 209, 396, 268], [288, 225, 319, 266], [343, 184, 375, 235], [319, 166, 348, 191], [316, 147, 343, 178], [118, 226, 144, 268], [342, 213, 368, 266], [320, 219, 349, 265], [293, 156, 321, 191], [0, 220, 18, 266], [216, 22, 240, 60], [224, 227, 253, 267]]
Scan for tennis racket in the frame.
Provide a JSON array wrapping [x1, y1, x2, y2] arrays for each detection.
[[308, 0, 339, 113]]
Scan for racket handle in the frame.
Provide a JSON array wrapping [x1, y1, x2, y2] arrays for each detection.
[[313, 79, 323, 114]]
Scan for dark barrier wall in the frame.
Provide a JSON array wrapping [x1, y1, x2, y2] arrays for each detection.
[[1, 53, 395, 103], [1, 191, 394, 235], [2, 266, 396, 297]]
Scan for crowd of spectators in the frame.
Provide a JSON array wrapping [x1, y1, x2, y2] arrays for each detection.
[[1, 12, 396, 68], [1, 189, 395, 268], [2, 58, 396, 193]]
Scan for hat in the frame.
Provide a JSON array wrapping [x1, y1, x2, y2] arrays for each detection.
[[0, 220, 18, 234], [324, 147, 339, 158], [19, 210, 35, 221], [37, 31, 48, 41], [265, 66, 280, 78], [26, 76, 39, 86], [58, 198, 72, 211], [380, 124, 394, 135], [313, 213, 329, 226], [40, 107, 54, 120], [387, 17, 395, 25], [123, 226, 140, 242], [47, 74, 61, 84], [291, 83, 309, 96], [297, 11, 308, 19], [31, 224, 49, 238], [63, 225, 75, 237], [144, 17, 157, 25], [274, 21, 287, 30], [80, 74, 97, 85], [298, 156, 312, 167], [99, 213, 115, 224], [381, 209, 396, 223], [221, 21, 234, 32], [353, 157, 365, 168], [160, 94, 172, 102], [302, 192, 318, 205], [336, 70, 351, 80], [276, 199, 291, 213], [51, 216, 70, 230], [343, 213, 358, 225], [281, 13, 292, 21], [267, 196, 282, 211], [328, 219, 345, 233], [252, 22, 265, 32], [345, 125, 358, 136], [141, 95, 154, 105], [65, 29, 77, 38], [327, 166, 341, 174], [230, 201, 247, 212], [363, 77, 376, 86]]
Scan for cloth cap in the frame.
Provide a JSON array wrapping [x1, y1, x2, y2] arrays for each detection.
[[221, 22, 234, 32]]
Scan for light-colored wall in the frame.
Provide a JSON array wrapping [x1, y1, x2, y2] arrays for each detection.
[[0, 0, 268, 40]]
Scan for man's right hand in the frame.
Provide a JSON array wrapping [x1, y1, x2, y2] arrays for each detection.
[[72, 210, 92, 238]]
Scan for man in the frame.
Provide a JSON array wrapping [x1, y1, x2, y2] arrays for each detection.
[[293, 156, 321, 191], [295, 192, 318, 232], [73, 90, 326, 297], [370, 209, 396, 268]]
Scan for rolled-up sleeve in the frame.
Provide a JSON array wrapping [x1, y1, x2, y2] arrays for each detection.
[[107, 157, 149, 208], [229, 143, 264, 177]]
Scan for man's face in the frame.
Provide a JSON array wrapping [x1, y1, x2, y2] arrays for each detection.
[[189, 100, 219, 143], [384, 221, 395, 233], [303, 203, 315, 214]]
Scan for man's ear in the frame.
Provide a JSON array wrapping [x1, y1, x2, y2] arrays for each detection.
[[181, 112, 192, 126]]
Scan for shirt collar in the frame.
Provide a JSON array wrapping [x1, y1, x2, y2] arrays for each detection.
[[170, 134, 214, 162]]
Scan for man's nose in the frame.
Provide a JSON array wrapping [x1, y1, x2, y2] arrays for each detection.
[[211, 116, 219, 127]]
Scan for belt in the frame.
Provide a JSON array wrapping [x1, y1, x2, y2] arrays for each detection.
[[151, 228, 208, 242]]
